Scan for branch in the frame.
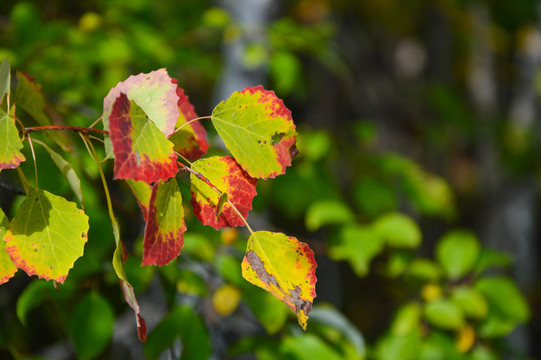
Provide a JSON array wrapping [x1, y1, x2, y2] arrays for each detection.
[[25, 125, 109, 135]]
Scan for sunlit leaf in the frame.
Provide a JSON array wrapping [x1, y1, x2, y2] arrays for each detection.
[[39, 141, 83, 206], [424, 300, 464, 331], [0, 207, 17, 284], [476, 276, 530, 323], [190, 156, 257, 229], [212, 284, 241, 316], [14, 71, 50, 126], [168, 81, 209, 160], [0, 57, 10, 105], [211, 86, 297, 179], [142, 178, 186, 266], [242, 231, 317, 330], [109, 93, 177, 182], [328, 224, 384, 277], [450, 286, 488, 320], [436, 230, 480, 280], [391, 302, 422, 337], [103, 68, 180, 137], [373, 212, 421, 248], [0, 106, 25, 169], [281, 334, 343, 360], [70, 293, 114, 360], [305, 200, 355, 231], [126, 180, 152, 221], [4, 189, 88, 283]]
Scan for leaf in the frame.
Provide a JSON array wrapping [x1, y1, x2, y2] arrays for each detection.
[[0, 57, 10, 105], [281, 334, 343, 360], [242, 284, 289, 334], [142, 178, 186, 266], [70, 293, 114, 360], [14, 71, 50, 125], [241, 231, 317, 330], [373, 212, 421, 248], [103, 68, 180, 137], [144, 305, 211, 360], [0, 106, 25, 169], [391, 302, 422, 337], [168, 81, 209, 160], [212, 284, 241, 316], [450, 286, 488, 320], [436, 230, 480, 280], [190, 156, 257, 229], [406, 259, 442, 281], [475, 276, 530, 323], [39, 141, 83, 207], [126, 180, 152, 221], [0, 207, 17, 285], [4, 189, 88, 283], [109, 93, 178, 182], [423, 300, 464, 331], [211, 85, 297, 179], [328, 225, 384, 277], [305, 200, 355, 231]]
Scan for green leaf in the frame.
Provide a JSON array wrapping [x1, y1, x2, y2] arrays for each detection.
[[16, 280, 54, 326], [243, 284, 289, 334], [4, 189, 88, 283], [353, 177, 397, 218], [423, 300, 464, 331], [281, 334, 343, 360], [406, 259, 442, 281], [450, 286, 488, 320], [328, 224, 384, 277], [0, 207, 17, 284], [14, 71, 50, 126], [475, 276, 530, 323], [142, 178, 186, 266], [391, 302, 422, 337], [474, 248, 511, 275], [471, 345, 500, 360], [144, 305, 211, 360], [109, 94, 178, 182], [39, 141, 83, 206], [373, 212, 421, 248], [126, 179, 152, 220], [0, 106, 25, 169], [305, 199, 355, 231], [242, 231, 317, 330], [211, 86, 297, 179], [436, 230, 480, 280], [374, 331, 422, 360], [0, 57, 10, 105], [70, 293, 114, 360], [190, 156, 257, 229]]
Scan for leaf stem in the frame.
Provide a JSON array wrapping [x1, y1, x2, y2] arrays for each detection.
[[172, 116, 212, 134], [88, 116, 103, 129], [25, 125, 109, 135], [26, 134, 39, 189]]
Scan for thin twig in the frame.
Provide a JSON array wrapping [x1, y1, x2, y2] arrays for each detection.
[[25, 125, 109, 135]]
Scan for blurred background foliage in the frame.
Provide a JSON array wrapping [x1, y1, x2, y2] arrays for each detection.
[[0, 0, 540, 359]]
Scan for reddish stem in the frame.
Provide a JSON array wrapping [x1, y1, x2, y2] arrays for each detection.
[[25, 125, 109, 135]]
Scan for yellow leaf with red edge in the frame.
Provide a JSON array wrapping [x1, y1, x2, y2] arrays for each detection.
[[242, 231, 317, 330], [190, 156, 257, 229], [0, 106, 25, 169], [0, 207, 17, 284], [211, 86, 298, 179], [4, 189, 88, 283], [109, 93, 178, 183], [142, 178, 186, 266]]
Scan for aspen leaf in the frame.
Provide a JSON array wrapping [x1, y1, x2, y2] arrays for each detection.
[[0, 57, 10, 105], [15, 71, 49, 126], [0, 207, 17, 285], [242, 231, 317, 330], [109, 93, 177, 182], [168, 81, 209, 160], [211, 86, 297, 179], [190, 156, 257, 229], [142, 178, 186, 266], [126, 180, 152, 221], [0, 106, 25, 169], [3, 189, 88, 283]]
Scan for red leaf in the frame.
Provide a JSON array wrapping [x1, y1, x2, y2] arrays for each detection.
[[168, 79, 209, 160], [109, 93, 178, 183], [190, 156, 257, 229], [142, 178, 186, 266]]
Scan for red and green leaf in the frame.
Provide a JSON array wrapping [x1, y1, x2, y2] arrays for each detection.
[[168, 80, 209, 160], [242, 231, 317, 330], [103, 68, 180, 137], [126, 180, 152, 221], [0, 106, 25, 169], [0, 207, 17, 285], [190, 156, 257, 229], [142, 178, 186, 266], [14, 71, 50, 126], [3, 189, 89, 283], [211, 86, 297, 179], [109, 93, 178, 183]]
